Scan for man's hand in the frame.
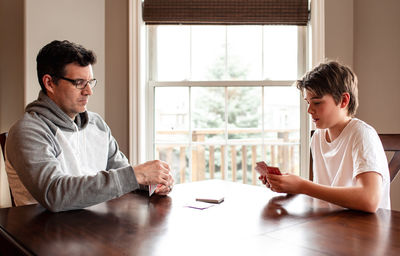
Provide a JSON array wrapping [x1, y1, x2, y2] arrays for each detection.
[[133, 160, 174, 190], [154, 184, 173, 196]]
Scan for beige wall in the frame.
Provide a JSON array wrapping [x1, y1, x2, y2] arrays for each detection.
[[324, 0, 400, 133], [324, 0, 354, 67], [105, 0, 129, 156], [354, 0, 400, 132], [25, 0, 105, 118], [0, 0, 25, 133]]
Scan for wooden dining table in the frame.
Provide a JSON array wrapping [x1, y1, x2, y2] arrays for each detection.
[[0, 179, 399, 255]]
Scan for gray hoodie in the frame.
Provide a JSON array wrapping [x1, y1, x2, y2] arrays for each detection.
[[5, 92, 139, 212]]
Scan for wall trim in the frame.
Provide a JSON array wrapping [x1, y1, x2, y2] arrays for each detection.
[[311, 0, 325, 66]]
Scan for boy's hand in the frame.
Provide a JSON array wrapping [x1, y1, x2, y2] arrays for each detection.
[[265, 173, 305, 194], [258, 175, 270, 188]]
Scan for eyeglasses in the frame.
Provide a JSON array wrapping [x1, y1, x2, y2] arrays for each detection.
[[58, 77, 97, 90]]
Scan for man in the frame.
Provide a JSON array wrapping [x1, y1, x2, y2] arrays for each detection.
[[5, 40, 174, 212]]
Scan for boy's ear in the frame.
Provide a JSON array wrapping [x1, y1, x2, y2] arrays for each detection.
[[340, 92, 350, 108]]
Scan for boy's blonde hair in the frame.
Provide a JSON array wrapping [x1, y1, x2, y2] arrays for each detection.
[[295, 61, 359, 117]]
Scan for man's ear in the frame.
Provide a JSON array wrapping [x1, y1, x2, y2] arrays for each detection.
[[43, 74, 55, 95], [340, 92, 350, 108]]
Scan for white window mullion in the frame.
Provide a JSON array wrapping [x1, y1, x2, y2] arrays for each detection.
[[261, 26, 264, 79], [149, 80, 295, 87], [188, 86, 193, 181], [224, 26, 228, 80], [146, 26, 157, 162], [187, 26, 193, 181], [224, 86, 228, 180], [262, 86, 265, 161], [189, 26, 193, 80], [298, 25, 311, 179]]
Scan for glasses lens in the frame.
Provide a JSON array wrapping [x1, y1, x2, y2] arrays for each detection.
[[74, 79, 86, 89], [89, 79, 97, 88], [72, 79, 97, 89]]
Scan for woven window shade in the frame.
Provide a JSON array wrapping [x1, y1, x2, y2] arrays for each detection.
[[142, 0, 309, 25]]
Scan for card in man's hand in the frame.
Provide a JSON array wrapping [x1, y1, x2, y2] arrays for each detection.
[[256, 161, 282, 175]]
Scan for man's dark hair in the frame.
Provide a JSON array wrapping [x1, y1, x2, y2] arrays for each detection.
[[295, 61, 359, 117], [36, 40, 97, 93]]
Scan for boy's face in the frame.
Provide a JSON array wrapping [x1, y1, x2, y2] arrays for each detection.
[[304, 90, 349, 129]]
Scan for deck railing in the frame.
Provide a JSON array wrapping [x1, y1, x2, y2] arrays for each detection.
[[155, 128, 299, 185]]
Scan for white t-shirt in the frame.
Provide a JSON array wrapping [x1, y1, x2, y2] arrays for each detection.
[[311, 118, 391, 210]]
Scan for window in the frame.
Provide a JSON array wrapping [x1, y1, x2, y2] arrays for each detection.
[[146, 25, 307, 184]]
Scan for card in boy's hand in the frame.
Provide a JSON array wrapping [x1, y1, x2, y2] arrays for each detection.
[[255, 161, 269, 175], [256, 161, 282, 175], [266, 166, 282, 175]]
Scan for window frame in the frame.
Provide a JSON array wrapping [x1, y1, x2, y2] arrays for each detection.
[[144, 25, 309, 181]]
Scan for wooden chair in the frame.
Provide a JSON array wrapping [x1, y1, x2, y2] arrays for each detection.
[[309, 131, 400, 183], [0, 132, 15, 206], [0, 132, 6, 161], [309, 130, 314, 181], [378, 134, 400, 182]]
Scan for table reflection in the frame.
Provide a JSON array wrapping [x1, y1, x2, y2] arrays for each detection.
[[262, 193, 345, 220]]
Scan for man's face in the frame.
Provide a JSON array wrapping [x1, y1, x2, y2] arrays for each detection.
[[47, 63, 94, 119], [304, 90, 346, 129]]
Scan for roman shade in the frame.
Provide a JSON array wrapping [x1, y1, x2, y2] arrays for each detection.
[[142, 0, 309, 25]]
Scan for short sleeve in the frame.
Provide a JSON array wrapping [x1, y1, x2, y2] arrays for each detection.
[[351, 125, 389, 183]]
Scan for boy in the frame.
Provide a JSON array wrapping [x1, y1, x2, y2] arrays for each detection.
[[261, 61, 390, 212]]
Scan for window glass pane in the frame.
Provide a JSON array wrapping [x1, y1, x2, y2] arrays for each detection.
[[263, 26, 298, 80], [191, 87, 225, 142], [155, 87, 189, 142], [264, 86, 299, 130], [227, 145, 262, 184], [227, 87, 262, 140], [192, 145, 227, 182], [227, 26, 262, 80], [264, 86, 300, 175], [156, 26, 190, 81], [191, 26, 226, 80], [226, 87, 263, 184]]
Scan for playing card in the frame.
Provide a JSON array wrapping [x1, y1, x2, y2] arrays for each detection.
[[256, 161, 269, 175], [267, 166, 282, 175], [149, 184, 157, 196], [256, 161, 282, 175]]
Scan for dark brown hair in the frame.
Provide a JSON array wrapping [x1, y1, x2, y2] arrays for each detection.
[[295, 61, 358, 117], [36, 40, 97, 93]]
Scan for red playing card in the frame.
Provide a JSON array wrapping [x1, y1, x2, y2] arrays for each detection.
[[256, 161, 269, 175], [256, 161, 282, 175], [267, 166, 282, 175]]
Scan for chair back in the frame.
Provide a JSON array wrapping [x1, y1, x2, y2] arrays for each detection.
[[309, 130, 315, 181], [378, 134, 400, 182], [0, 132, 15, 206], [0, 132, 7, 161]]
